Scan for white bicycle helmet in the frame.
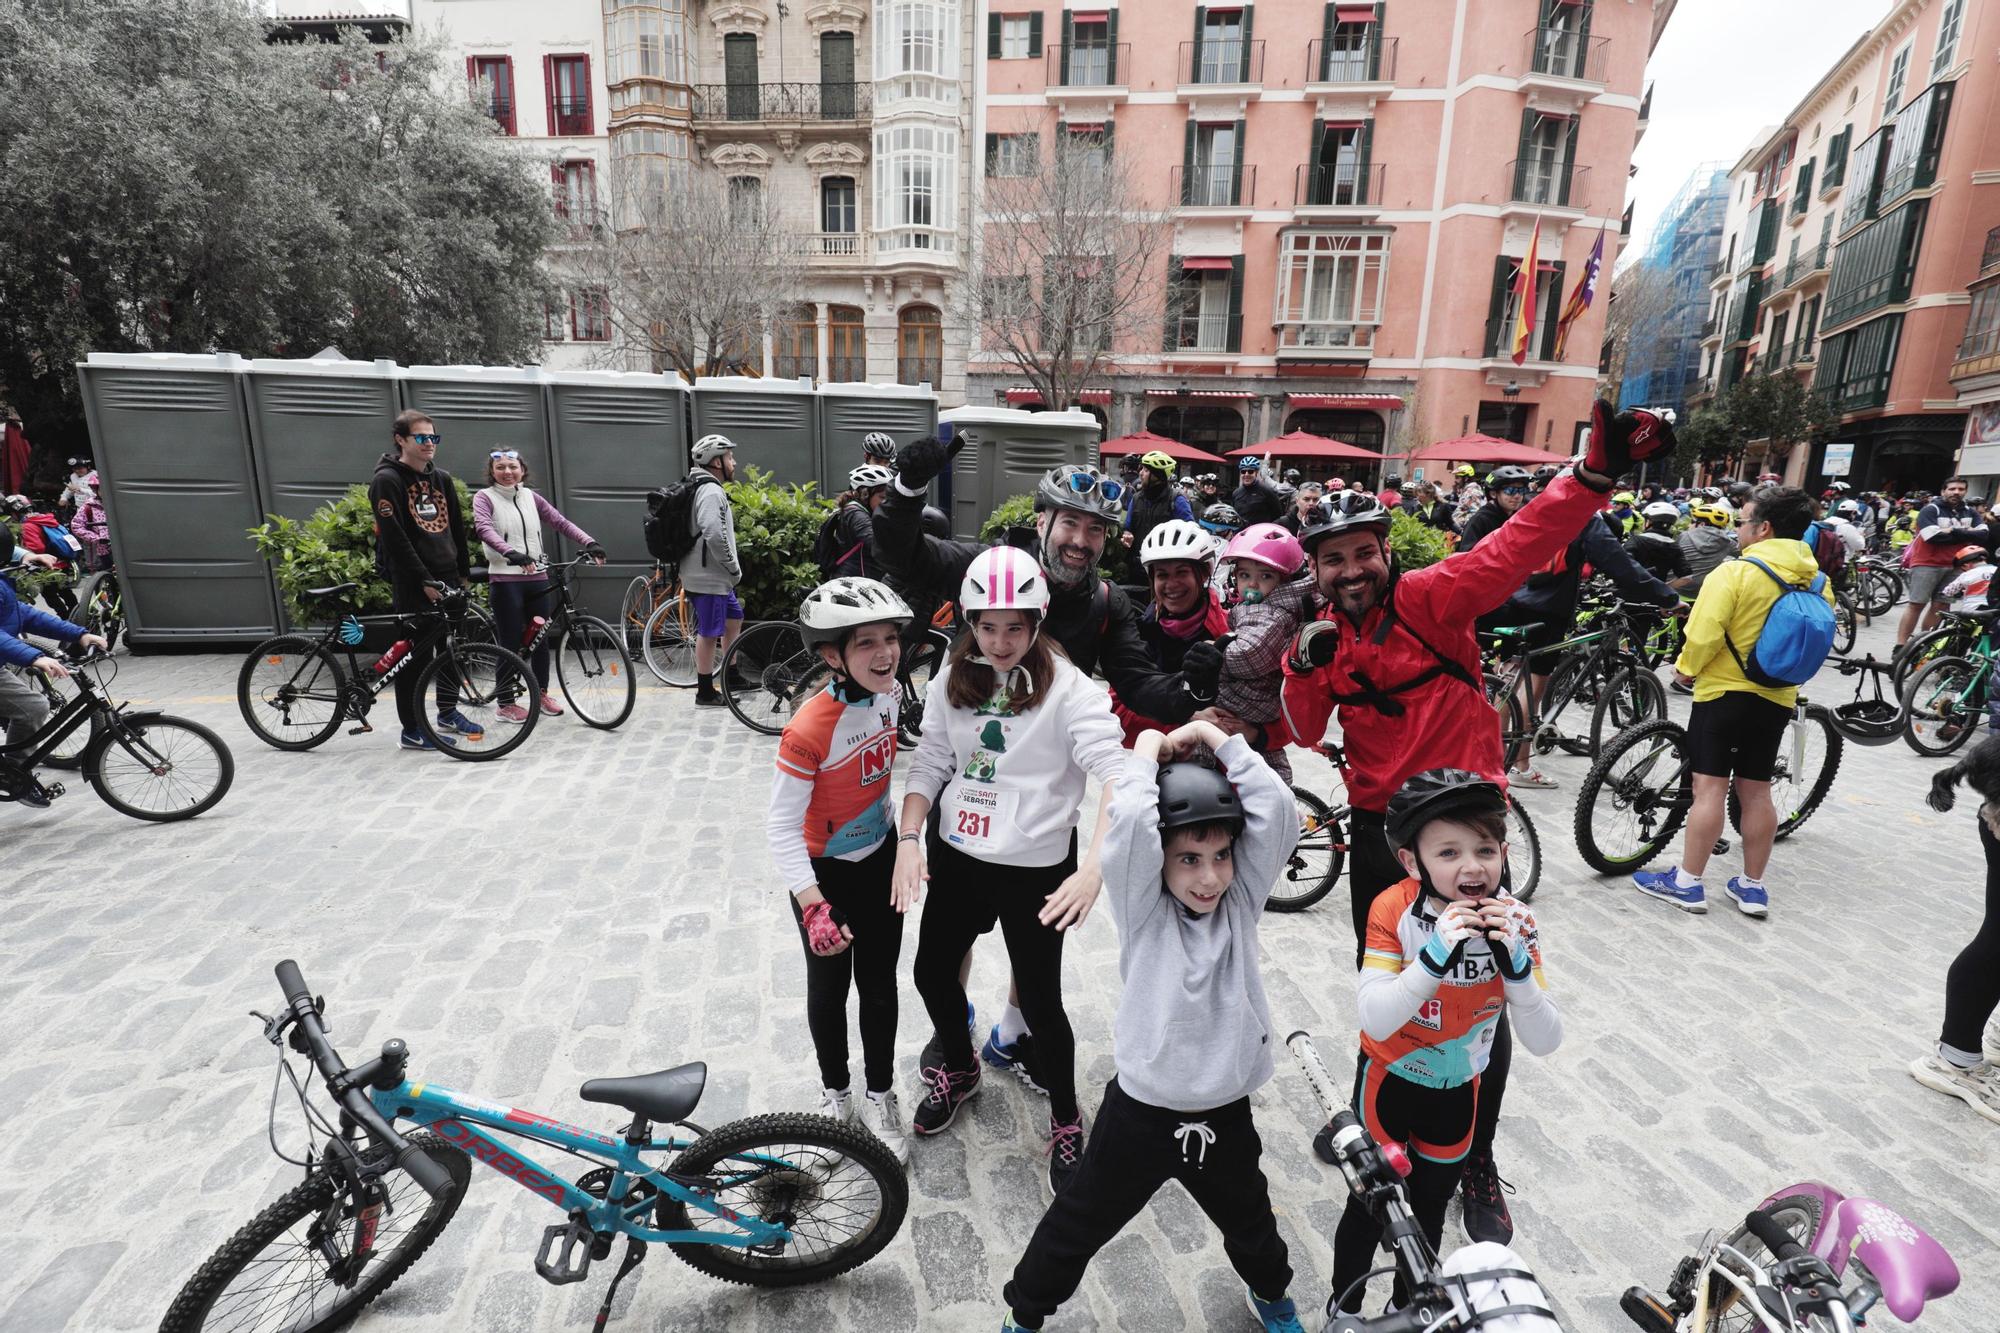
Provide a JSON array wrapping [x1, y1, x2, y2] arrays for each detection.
[[849, 464, 894, 490], [1138, 519, 1216, 570], [798, 577, 913, 649], [960, 545, 1049, 617], [1642, 501, 1680, 524], [691, 434, 736, 466]]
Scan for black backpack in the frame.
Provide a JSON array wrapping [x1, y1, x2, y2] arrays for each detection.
[[811, 505, 866, 580], [643, 475, 714, 567]]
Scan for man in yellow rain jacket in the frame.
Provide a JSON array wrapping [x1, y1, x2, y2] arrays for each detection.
[[1631, 485, 1834, 920]]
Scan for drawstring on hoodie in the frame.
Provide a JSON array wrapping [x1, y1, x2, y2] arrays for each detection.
[[1174, 1120, 1216, 1167]]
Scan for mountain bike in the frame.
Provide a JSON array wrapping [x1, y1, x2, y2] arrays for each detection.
[[1482, 599, 1667, 763], [0, 647, 232, 820], [74, 560, 124, 651], [473, 553, 636, 729], [720, 608, 954, 745], [160, 961, 908, 1332], [628, 562, 697, 688], [235, 582, 540, 760], [1848, 554, 1903, 619], [1899, 611, 2000, 757], [1890, 611, 1985, 692]]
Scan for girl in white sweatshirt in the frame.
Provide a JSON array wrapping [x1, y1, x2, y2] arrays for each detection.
[[893, 546, 1126, 1199]]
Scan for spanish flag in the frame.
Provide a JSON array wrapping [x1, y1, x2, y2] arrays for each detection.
[[1510, 216, 1542, 366]]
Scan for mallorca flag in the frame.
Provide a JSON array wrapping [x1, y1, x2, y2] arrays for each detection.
[[1552, 227, 1608, 361], [1510, 216, 1543, 366]]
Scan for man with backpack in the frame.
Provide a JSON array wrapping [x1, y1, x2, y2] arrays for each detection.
[[680, 434, 744, 706], [1633, 486, 1835, 919]]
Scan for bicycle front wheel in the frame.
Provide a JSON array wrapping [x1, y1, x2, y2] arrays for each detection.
[[1893, 623, 1959, 691], [416, 642, 541, 760], [1504, 792, 1541, 903], [641, 591, 699, 688], [660, 1112, 908, 1288], [1700, 1193, 1829, 1333], [1269, 788, 1344, 912], [1730, 704, 1842, 840], [555, 616, 636, 729], [1574, 718, 1694, 875], [237, 636, 347, 751], [87, 714, 234, 822], [159, 1133, 469, 1333], [1831, 596, 1858, 656], [1902, 655, 1982, 757], [1589, 666, 1667, 754], [722, 622, 833, 736]]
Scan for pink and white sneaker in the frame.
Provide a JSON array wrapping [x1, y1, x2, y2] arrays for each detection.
[[539, 693, 565, 717]]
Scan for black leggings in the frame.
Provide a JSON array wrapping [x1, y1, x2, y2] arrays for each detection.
[[914, 830, 1080, 1122], [790, 839, 903, 1094], [1330, 1064, 1478, 1312], [488, 577, 554, 691], [1346, 808, 1510, 1159], [391, 585, 458, 733], [1942, 819, 2000, 1055]]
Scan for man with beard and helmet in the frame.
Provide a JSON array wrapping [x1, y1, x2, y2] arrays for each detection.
[[1120, 449, 1195, 557], [1281, 400, 1676, 1250]]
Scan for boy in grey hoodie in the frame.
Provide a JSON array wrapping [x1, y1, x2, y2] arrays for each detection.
[[998, 720, 1308, 1333]]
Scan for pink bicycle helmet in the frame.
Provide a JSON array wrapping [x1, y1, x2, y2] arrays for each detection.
[[960, 545, 1049, 617], [1223, 523, 1304, 576]]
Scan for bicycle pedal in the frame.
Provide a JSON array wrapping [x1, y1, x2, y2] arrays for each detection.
[[42, 782, 63, 800], [346, 722, 374, 735], [535, 1217, 596, 1285]]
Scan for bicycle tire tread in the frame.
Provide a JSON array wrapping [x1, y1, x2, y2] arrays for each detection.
[[1574, 718, 1690, 876]]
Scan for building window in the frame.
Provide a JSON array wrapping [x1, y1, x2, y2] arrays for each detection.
[[606, 0, 688, 93], [1307, 121, 1373, 205], [1768, 311, 1789, 366], [828, 304, 866, 380], [1795, 293, 1822, 360], [1933, 0, 1965, 77], [1884, 42, 1911, 115], [1168, 257, 1243, 353], [1512, 110, 1578, 205], [1064, 124, 1112, 180], [880, 1, 959, 102], [774, 306, 818, 380], [1814, 313, 1902, 411], [1194, 7, 1245, 85], [1484, 252, 1565, 361], [1824, 200, 1928, 329], [1067, 16, 1113, 86], [727, 175, 764, 224], [820, 175, 857, 239], [1960, 282, 2000, 361], [724, 33, 760, 118], [985, 132, 1039, 178], [545, 302, 567, 341], [898, 305, 943, 386], [874, 122, 958, 252], [1184, 121, 1240, 206], [1283, 408, 1385, 450], [988, 13, 1042, 59], [469, 55, 516, 135], [1146, 404, 1244, 453], [1275, 229, 1389, 353], [548, 54, 592, 135], [573, 288, 611, 342], [1319, 5, 1383, 83], [553, 159, 598, 229], [1477, 401, 1530, 443]]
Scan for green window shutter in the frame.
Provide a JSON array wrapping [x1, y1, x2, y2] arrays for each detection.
[[1060, 13, 1072, 83], [1028, 12, 1043, 57], [1164, 254, 1184, 352], [1513, 109, 1535, 199], [1231, 117, 1247, 203], [1106, 11, 1119, 82], [1181, 121, 1197, 205], [987, 12, 1002, 59], [1357, 120, 1375, 203], [1484, 255, 1513, 357], [1192, 6, 1206, 80], [1027, 132, 1040, 172], [1227, 256, 1246, 352], [1321, 3, 1336, 80], [1239, 6, 1255, 82], [1574, 0, 1593, 43], [1101, 121, 1114, 162], [1369, 3, 1386, 80], [1540, 259, 1567, 361], [1558, 117, 1579, 205], [1308, 119, 1326, 204], [984, 133, 998, 176]]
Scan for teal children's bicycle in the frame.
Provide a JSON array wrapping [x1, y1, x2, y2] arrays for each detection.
[[160, 961, 909, 1331]]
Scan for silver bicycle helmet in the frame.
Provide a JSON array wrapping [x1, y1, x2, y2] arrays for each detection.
[[862, 432, 897, 459], [1034, 463, 1125, 527], [691, 434, 736, 466], [849, 464, 894, 490], [798, 577, 914, 649]]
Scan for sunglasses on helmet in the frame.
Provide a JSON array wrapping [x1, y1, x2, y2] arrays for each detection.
[[489, 449, 521, 460], [1063, 471, 1123, 505]]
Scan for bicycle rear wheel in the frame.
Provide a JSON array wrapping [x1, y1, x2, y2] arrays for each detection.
[[620, 574, 653, 653], [415, 642, 540, 760], [1856, 566, 1900, 618], [1831, 596, 1858, 656], [1901, 655, 1982, 757], [237, 636, 347, 751], [1893, 623, 1960, 691], [722, 622, 833, 736], [641, 590, 699, 688], [1701, 1194, 1828, 1333], [896, 629, 949, 746], [159, 1133, 469, 1333], [86, 714, 234, 821], [1269, 787, 1343, 912], [1574, 718, 1694, 875], [659, 1112, 907, 1288], [1535, 654, 1592, 756], [555, 615, 636, 729], [1589, 666, 1667, 755], [1504, 793, 1541, 903], [1729, 705, 1842, 840]]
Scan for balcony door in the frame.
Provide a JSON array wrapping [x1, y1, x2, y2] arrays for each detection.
[[821, 176, 857, 253], [725, 33, 758, 120], [821, 33, 855, 118]]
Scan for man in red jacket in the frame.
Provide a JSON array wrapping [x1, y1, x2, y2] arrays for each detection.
[[1281, 399, 1675, 1251]]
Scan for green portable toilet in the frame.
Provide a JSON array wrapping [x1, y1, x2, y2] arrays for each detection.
[[938, 406, 1102, 539], [244, 352, 403, 524], [816, 381, 938, 496], [402, 365, 553, 515], [691, 376, 819, 492], [546, 369, 689, 620], [76, 352, 282, 642]]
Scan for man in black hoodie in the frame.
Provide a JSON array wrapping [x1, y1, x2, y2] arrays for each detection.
[[371, 410, 476, 751]]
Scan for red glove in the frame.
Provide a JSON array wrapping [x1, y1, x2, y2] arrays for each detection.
[[1580, 400, 1676, 491], [801, 899, 850, 956]]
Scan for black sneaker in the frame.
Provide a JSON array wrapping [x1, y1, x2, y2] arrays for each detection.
[[694, 690, 726, 708], [912, 1061, 980, 1137], [1459, 1149, 1516, 1244], [1045, 1114, 1085, 1198]]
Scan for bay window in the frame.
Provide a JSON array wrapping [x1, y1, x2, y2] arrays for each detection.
[[878, 1, 959, 105], [1276, 230, 1389, 353], [874, 122, 958, 253]]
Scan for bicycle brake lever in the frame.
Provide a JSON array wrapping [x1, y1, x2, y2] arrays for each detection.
[[254, 1009, 289, 1047]]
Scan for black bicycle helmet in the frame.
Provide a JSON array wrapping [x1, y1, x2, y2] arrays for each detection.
[[1487, 466, 1532, 488], [1531, 464, 1560, 486], [1283, 468, 1302, 484], [920, 505, 951, 539], [1157, 762, 1243, 833], [1299, 490, 1392, 554], [1385, 768, 1508, 852], [1832, 699, 1902, 746], [1200, 502, 1243, 532]]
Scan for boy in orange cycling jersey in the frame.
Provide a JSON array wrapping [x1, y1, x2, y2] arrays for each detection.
[[1323, 769, 1563, 1317]]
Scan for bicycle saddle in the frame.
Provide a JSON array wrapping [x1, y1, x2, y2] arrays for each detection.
[[1816, 1197, 1959, 1322], [304, 582, 358, 598], [580, 1061, 706, 1124], [1945, 608, 2000, 623]]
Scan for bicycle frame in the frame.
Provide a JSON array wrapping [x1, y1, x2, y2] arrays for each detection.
[[0, 669, 108, 767], [1687, 1243, 1858, 1333], [367, 1080, 796, 1252]]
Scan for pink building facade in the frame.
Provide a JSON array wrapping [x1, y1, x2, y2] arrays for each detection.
[[968, 0, 1671, 468]]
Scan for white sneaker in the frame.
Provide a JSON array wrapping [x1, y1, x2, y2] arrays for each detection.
[[1908, 1053, 2000, 1126], [1509, 766, 1559, 790], [819, 1087, 855, 1123], [1985, 1015, 2000, 1067], [861, 1089, 910, 1164]]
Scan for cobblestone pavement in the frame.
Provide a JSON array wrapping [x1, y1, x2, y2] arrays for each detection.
[[2, 615, 1996, 1332]]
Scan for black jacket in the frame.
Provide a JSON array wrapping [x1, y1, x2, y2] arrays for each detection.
[[1230, 477, 1284, 526], [1623, 529, 1690, 583], [871, 485, 1195, 722], [1422, 500, 1457, 533], [828, 501, 874, 579], [370, 452, 469, 587], [1455, 500, 1512, 552]]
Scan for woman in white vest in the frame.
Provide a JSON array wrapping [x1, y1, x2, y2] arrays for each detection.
[[471, 450, 604, 721]]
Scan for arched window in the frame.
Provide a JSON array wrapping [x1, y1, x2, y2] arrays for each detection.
[[898, 305, 942, 386], [1146, 404, 1244, 454], [828, 304, 866, 381], [773, 305, 818, 380], [1282, 409, 1386, 451]]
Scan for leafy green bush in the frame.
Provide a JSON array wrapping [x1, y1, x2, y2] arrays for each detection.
[[726, 465, 830, 621], [979, 493, 1034, 544], [250, 479, 479, 625], [1389, 509, 1451, 572]]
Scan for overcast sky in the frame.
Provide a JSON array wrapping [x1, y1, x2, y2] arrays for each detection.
[[1624, 0, 1892, 262]]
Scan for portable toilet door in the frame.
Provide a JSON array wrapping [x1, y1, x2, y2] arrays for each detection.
[[75, 352, 282, 642], [936, 406, 1102, 538], [401, 366, 554, 540], [815, 381, 938, 497], [546, 369, 689, 620], [244, 354, 402, 528], [690, 376, 820, 493]]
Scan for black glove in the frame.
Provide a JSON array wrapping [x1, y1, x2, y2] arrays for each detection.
[[585, 543, 607, 561], [894, 436, 963, 491], [505, 550, 534, 568], [1287, 619, 1340, 673], [1180, 636, 1227, 704], [1580, 399, 1676, 491]]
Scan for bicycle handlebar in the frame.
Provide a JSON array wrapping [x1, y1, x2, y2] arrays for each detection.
[[1744, 1210, 1808, 1265], [273, 960, 454, 1202]]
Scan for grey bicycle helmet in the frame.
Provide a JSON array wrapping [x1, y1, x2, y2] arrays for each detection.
[[691, 434, 736, 466], [1034, 463, 1124, 526], [1487, 466, 1532, 488], [861, 431, 897, 460], [1157, 762, 1243, 833], [798, 577, 914, 649], [1298, 490, 1391, 554], [920, 505, 951, 539]]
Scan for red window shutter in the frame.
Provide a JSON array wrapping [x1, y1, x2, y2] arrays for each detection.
[[550, 160, 565, 215], [544, 54, 557, 137], [466, 55, 477, 86], [580, 54, 594, 135], [502, 57, 517, 135], [568, 291, 579, 341]]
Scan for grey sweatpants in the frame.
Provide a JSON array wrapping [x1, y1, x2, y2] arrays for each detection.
[[0, 665, 52, 746]]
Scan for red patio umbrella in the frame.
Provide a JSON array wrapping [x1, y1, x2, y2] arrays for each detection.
[[1225, 430, 1385, 461], [1407, 435, 1565, 466], [1099, 430, 1228, 465]]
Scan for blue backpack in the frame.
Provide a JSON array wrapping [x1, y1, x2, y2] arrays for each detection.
[[1724, 556, 1837, 687]]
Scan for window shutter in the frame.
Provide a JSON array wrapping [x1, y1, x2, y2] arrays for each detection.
[[1060, 13, 1072, 83], [1512, 109, 1535, 199], [1309, 119, 1326, 204], [987, 13, 1002, 59], [984, 133, 999, 175], [1101, 121, 1114, 161], [1558, 117, 1579, 205], [1106, 10, 1120, 82], [1321, 3, 1335, 80], [1181, 121, 1197, 205], [1540, 259, 1566, 361], [1369, 3, 1386, 79], [1028, 132, 1040, 172], [579, 55, 594, 135], [502, 57, 517, 135], [1227, 255, 1246, 352], [1192, 6, 1206, 79], [1231, 117, 1246, 203], [1028, 12, 1043, 56], [1042, 256, 1058, 349], [1484, 255, 1512, 357], [465, 55, 477, 85], [1574, 0, 1593, 43], [544, 55, 556, 137], [1357, 119, 1374, 203], [1239, 6, 1255, 82], [1164, 254, 1184, 352]]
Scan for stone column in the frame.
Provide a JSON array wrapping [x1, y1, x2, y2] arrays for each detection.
[[815, 302, 831, 383]]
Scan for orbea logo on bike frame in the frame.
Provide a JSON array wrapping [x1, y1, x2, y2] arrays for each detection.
[[431, 1118, 566, 1203]]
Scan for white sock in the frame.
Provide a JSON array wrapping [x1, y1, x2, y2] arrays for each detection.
[[1736, 874, 1764, 890], [866, 1088, 891, 1102], [1671, 865, 1702, 890], [997, 1002, 1030, 1045], [1938, 1043, 1983, 1070]]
